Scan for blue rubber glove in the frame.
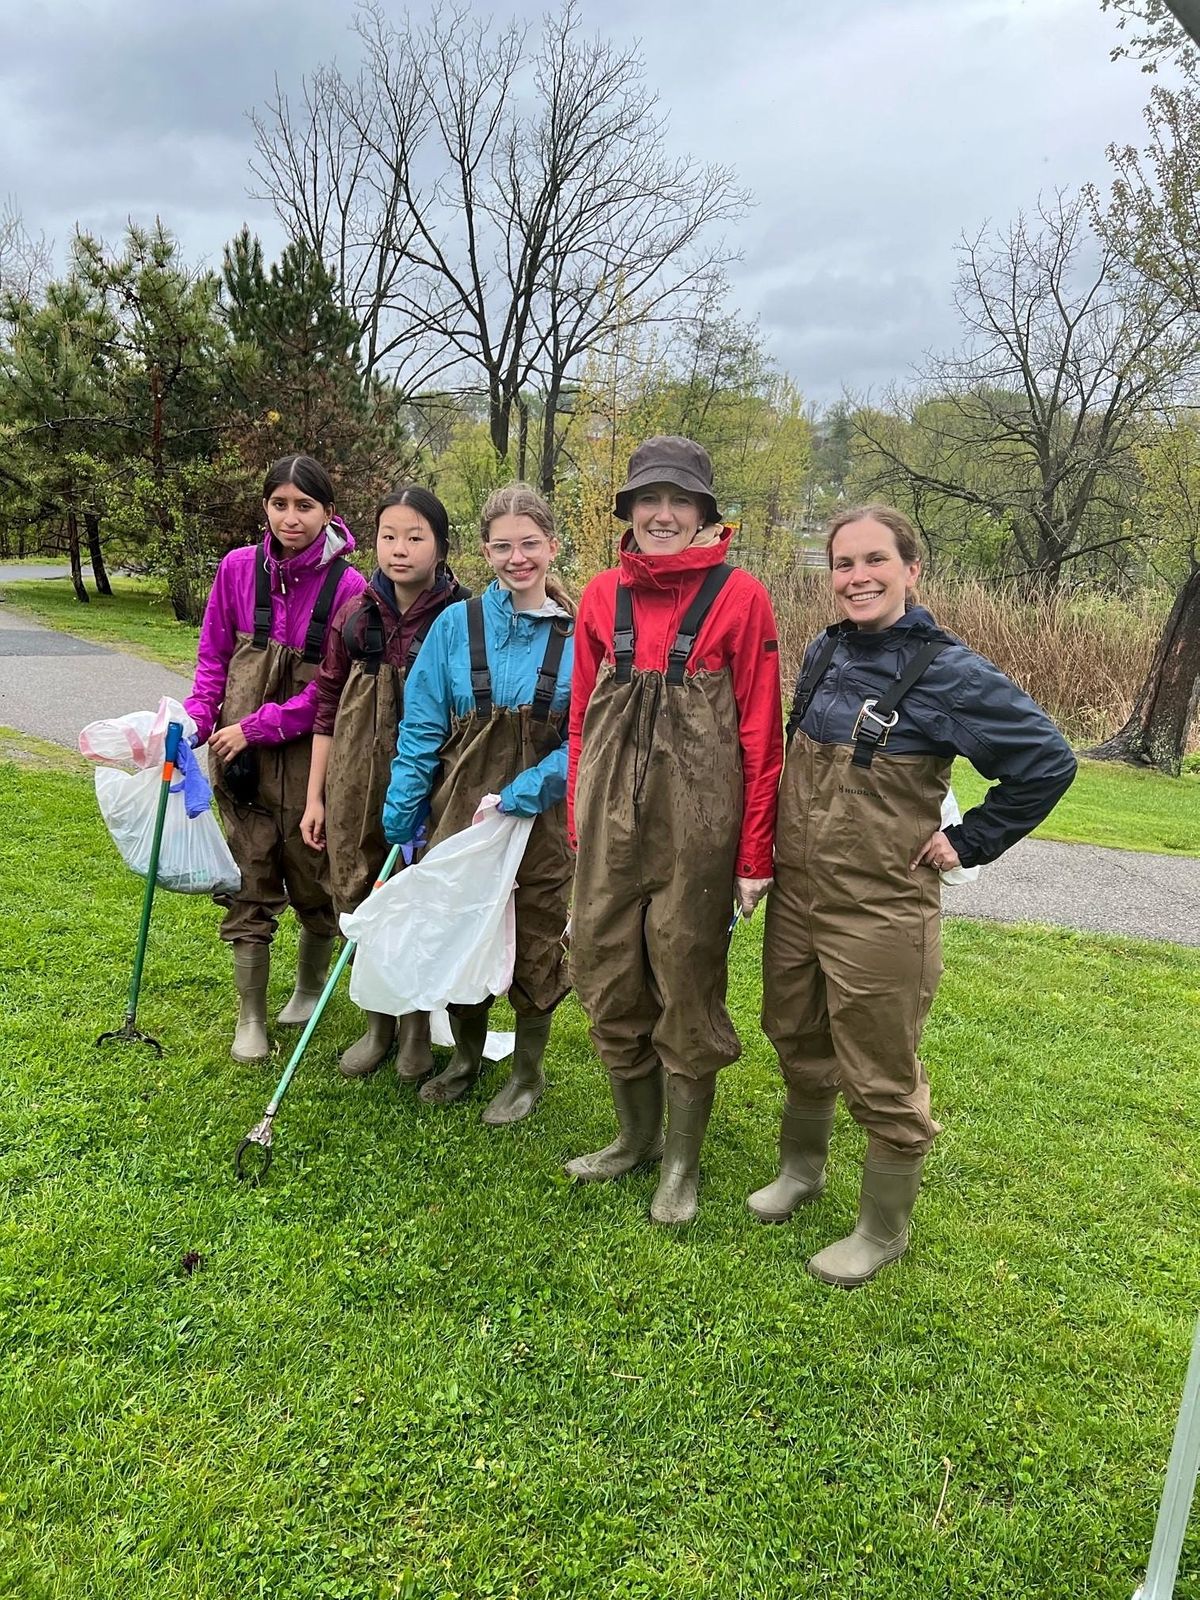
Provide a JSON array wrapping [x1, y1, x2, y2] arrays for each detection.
[[171, 737, 215, 819], [400, 818, 428, 867]]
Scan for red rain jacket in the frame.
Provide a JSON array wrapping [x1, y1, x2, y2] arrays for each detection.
[[568, 528, 783, 879]]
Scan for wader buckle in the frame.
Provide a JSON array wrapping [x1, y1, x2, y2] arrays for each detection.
[[853, 698, 898, 747]]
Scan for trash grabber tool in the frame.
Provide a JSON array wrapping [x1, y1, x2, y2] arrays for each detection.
[[96, 719, 184, 1056], [1133, 1310, 1200, 1600], [235, 843, 402, 1184]]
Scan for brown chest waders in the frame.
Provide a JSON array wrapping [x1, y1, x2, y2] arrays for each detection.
[[761, 632, 954, 1158], [571, 564, 744, 1087], [325, 613, 435, 919], [425, 599, 574, 1020], [326, 612, 439, 1081], [212, 550, 348, 947]]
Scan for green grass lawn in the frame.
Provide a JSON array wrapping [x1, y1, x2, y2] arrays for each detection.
[[0, 575, 200, 674], [953, 756, 1200, 856], [2, 756, 1198, 1599]]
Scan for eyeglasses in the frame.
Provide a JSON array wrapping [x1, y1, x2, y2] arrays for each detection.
[[487, 537, 550, 558]]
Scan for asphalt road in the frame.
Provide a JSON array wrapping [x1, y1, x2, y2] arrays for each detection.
[[0, 595, 1196, 947], [0, 597, 195, 750]]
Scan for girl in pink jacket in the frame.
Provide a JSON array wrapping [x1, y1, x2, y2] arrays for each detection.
[[185, 454, 366, 1061]]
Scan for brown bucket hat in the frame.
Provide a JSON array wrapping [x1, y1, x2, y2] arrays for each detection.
[[613, 436, 719, 526]]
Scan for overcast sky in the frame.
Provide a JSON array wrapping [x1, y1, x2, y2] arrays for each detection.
[[0, 0, 1180, 404]]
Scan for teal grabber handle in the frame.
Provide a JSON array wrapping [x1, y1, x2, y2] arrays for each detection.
[[96, 720, 184, 1056], [235, 842, 403, 1184]]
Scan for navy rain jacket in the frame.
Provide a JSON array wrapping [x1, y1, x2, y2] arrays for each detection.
[[790, 605, 1077, 868]]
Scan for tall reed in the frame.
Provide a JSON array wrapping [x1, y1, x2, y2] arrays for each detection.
[[767, 566, 1169, 749]]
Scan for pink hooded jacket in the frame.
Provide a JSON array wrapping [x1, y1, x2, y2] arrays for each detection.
[[185, 518, 366, 748]]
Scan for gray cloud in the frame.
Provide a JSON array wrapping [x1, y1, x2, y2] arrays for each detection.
[[0, 0, 1183, 403]]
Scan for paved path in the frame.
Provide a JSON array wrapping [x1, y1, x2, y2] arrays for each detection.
[[0, 602, 1196, 947], [0, 598, 194, 750], [942, 839, 1198, 947], [0, 563, 74, 583]]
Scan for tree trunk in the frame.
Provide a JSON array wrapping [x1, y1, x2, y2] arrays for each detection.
[[85, 512, 113, 596], [516, 398, 529, 483], [66, 508, 89, 604], [539, 381, 562, 498], [488, 386, 511, 462], [1088, 565, 1200, 775]]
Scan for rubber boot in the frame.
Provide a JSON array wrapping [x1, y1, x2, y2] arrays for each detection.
[[231, 943, 270, 1063], [419, 1006, 488, 1104], [747, 1092, 838, 1222], [481, 1013, 551, 1126], [394, 1011, 435, 1083], [565, 1071, 665, 1182], [338, 1011, 396, 1079], [277, 930, 336, 1026], [807, 1147, 925, 1289], [649, 1076, 716, 1226]]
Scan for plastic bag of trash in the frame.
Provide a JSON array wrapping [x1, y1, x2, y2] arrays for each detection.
[[342, 809, 534, 1014], [93, 765, 241, 895], [81, 697, 240, 896], [940, 788, 982, 885]]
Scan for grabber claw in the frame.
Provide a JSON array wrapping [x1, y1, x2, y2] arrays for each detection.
[[96, 1016, 163, 1056], [234, 1117, 274, 1184]]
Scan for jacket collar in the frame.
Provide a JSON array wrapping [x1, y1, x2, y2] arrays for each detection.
[[617, 525, 733, 591], [262, 515, 355, 581], [836, 603, 940, 651]]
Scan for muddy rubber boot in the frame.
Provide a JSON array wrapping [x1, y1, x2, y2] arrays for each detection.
[[565, 1071, 665, 1182], [338, 1011, 396, 1079], [807, 1148, 925, 1289], [231, 943, 270, 1063], [419, 1006, 488, 1104], [481, 1013, 552, 1126], [277, 930, 336, 1026], [747, 1092, 838, 1222], [649, 1076, 716, 1226], [394, 1011, 435, 1083]]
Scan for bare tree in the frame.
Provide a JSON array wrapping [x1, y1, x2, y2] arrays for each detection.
[[854, 192, 1200, 585], [249, 1, 747, 478], [0, 199, 52, 302]]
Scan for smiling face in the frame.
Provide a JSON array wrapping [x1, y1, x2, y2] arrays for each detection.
[[829, 517, 921, 632], [483, 513, 559, 606], [629, 484, 705, 557], [264, 482, 331, 554], [376, 504, 440, 594]]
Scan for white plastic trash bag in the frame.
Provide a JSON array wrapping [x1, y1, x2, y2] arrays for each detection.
[[80, 695, 240, 896], [940, 788, 981, 886], [79, 696, 196, 769], [343, 809, 534, 1014], [93, 766, 241, 895]]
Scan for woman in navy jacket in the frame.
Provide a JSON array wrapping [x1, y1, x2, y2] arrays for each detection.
[[758, 504, 1076, 1288]]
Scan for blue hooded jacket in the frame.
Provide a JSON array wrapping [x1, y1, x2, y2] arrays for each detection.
[[383, 580, 574, 845]]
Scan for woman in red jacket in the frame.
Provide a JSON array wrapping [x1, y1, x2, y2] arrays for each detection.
[[566, 437, 783, 1225]]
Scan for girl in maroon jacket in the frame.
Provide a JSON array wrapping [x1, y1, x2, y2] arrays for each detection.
[[301, 486, 468, 1081], [565, 437, 783, 1225]]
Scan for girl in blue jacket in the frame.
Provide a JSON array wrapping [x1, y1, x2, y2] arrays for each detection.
[[383, 483, 575, 1125]]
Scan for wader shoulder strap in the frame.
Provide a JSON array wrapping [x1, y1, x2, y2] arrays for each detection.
[[405, 616, 436, 672], [347, 599, 386, 677], [612, 583, 635, 684], [851, 637, 951, 768], [530, 618, 572, 723], [301, 557, 350, 665], [666, 563, 734, 685], [786, 629, 841, 741], [253, 548, 272, 650], [466, 598, 492, 715]]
